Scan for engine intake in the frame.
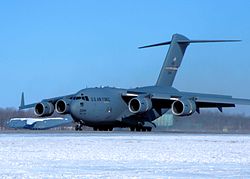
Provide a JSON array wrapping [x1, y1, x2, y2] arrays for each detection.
[[55, 99, 71, 114], [128, 97, 152, 114], [34, 102, 54, 117], [171, 99, 196, 116]]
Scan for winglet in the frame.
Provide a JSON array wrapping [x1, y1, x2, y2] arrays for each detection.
[[19, 92, 25, 110]]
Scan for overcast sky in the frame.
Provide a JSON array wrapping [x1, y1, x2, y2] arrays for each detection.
[[0, 0, 250, 115]]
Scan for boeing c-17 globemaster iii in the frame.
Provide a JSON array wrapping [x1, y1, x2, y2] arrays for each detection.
[[19, 34, 250, 131]]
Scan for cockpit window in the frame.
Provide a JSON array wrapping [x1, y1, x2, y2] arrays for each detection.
[[76, 96, 90, 101]]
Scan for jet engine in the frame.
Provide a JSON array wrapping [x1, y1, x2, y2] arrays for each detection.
[[55, 99, 71, 114], [128, 97, 152, 114], [171, 99, 196, 116], [34, 102, 54, 117]]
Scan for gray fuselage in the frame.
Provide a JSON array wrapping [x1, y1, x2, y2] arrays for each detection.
[[69, 86, 179, 128]]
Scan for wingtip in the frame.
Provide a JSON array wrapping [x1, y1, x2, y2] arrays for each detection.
[[20, 92, 25, 109]]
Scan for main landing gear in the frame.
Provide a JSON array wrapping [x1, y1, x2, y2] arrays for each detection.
[[93, 127, 113, 131], [130, 127, 152, 132]]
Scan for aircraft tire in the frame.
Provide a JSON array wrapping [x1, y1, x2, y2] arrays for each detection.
[[75, 125, 79, 131]]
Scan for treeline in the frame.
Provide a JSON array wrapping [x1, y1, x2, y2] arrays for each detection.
[[0, 107, 249, 133]]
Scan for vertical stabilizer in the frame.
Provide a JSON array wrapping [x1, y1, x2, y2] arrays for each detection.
[[156, 34, 190, 87], [139, 34, 240, 87]]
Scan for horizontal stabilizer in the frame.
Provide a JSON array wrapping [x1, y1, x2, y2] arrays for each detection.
[[179, 40, 241, 43], [139, 39, 241, 49], [139, 41, 172, 49]]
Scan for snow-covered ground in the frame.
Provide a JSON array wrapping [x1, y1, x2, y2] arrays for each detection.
[[0, 132, 250, 178]]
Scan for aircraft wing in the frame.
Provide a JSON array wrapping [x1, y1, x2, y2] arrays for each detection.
[[19, 93, 75, 110], [178, 92, 250, 107], [122, 91, 250, 111]]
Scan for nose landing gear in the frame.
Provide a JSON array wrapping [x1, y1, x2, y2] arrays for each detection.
[[75, 121, 84, 131]]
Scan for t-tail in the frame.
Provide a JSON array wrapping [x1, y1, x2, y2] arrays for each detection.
[[139, 33, 241, 87]]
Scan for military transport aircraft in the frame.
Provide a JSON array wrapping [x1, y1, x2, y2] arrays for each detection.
[[19, 34, 250, 131]]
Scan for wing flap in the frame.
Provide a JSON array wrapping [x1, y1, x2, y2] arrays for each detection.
[[195, 96, 250, 106]]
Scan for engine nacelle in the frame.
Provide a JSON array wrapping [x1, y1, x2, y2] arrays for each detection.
[[128, 97, 152, 114], [171, 99, 196, 116], [34, 102, 54, 117], [55, 99, 71, 114]]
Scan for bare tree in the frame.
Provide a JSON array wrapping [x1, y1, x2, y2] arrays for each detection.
[[0, 107, 249, 132]]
